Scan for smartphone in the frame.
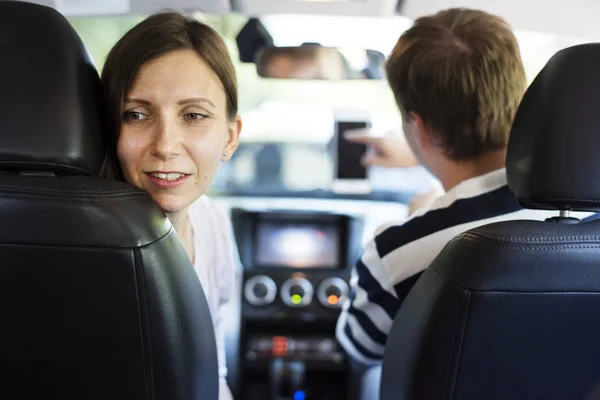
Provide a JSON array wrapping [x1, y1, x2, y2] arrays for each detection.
[[332, 110, 371, 194]]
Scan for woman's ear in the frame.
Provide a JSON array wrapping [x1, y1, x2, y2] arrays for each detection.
[[222, 115, 242, 161]]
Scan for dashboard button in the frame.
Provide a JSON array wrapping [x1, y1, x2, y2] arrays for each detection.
[[317, 277, 349, 308], [244, 275, 277, 306], [281, 277, 313, 307]]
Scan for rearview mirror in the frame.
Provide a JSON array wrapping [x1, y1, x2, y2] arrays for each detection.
[[255, 45, 385, 80]]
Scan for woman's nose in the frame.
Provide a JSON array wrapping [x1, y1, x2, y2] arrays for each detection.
[[151, 119, 181, 161]]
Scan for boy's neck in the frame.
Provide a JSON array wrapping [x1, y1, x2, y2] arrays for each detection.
[[436, 148, 507, 192]]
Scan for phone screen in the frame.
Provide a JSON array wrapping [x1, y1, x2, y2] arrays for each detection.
[[335, 120, 369, 180]]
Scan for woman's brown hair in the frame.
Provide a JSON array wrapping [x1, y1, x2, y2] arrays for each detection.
[[100, 11, 238, 179]]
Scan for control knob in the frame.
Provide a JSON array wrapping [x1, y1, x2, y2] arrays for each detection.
[[280, 277, 313, 307], [244, 275, 277, 306], [317, 277, 349, 308]]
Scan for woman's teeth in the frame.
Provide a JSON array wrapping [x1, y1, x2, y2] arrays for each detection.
[[150, 172, 185, 181]]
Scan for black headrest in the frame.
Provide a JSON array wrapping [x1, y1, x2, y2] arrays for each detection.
[[507, 43, 600, 212], [0, 1, 106, 175]]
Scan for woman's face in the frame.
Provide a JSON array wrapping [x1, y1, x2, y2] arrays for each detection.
[[117, 49, 241, 215]]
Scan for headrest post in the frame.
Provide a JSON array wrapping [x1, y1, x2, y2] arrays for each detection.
[[560, 210, 571, 218], [546, 210, 580, 224]]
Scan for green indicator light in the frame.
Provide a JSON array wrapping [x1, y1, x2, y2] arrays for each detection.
[[291, 294, 303, 305]]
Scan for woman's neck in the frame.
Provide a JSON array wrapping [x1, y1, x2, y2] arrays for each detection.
[[166, 210, 195, 263]]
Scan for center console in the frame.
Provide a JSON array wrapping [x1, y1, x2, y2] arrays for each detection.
[[231, 209, 363, 400]]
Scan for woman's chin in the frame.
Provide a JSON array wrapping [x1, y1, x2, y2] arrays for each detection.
[[150, 194, 192, 215]]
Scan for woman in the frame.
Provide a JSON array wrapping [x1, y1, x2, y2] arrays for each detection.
[[101, 12, 241, 399]]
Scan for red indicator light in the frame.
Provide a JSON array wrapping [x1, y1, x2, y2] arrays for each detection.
[[272, 336, 288, 357]]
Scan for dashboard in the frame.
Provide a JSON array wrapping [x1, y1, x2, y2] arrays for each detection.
[[214, 196, 408, 400], [231, 208, 363, 400], [235, 210, 360, 312]]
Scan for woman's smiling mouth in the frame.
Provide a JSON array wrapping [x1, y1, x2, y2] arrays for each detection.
[[145, 171, 191, 189]]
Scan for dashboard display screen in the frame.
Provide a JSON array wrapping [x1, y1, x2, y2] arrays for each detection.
[[255, 220, 340, 268]]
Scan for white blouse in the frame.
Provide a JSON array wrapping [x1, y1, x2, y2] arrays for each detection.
[[188, 195, 237, 400]]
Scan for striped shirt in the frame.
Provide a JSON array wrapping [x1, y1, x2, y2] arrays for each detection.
[[335, 168, 575, 366]]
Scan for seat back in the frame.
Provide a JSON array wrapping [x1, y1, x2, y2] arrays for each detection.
[[380, 43, 600, 400], [0, 2, 218, 399]]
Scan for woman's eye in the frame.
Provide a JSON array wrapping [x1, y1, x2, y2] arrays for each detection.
[[123, 111, 147, 122], [184, 113, 207, 122]]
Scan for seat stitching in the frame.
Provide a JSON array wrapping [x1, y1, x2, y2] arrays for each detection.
[[446, 291, 471, 399]]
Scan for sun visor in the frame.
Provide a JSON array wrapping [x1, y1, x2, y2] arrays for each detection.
[[27, 0, 230, 16], [232, 0, 399, 17], [400, 0, 600, 39]]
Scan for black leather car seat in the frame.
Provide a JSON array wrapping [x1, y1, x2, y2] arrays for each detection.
[[380, 43, 600, 400], [0, 2, 218, 399]]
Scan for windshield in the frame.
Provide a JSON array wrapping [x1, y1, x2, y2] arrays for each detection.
[[69, 12, 594, 200]]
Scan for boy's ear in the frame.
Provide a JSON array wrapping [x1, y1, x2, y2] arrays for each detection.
[[410, 112, 434, 153]]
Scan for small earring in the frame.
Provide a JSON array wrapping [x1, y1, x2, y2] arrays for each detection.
[[221, 153, 227, 161]]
